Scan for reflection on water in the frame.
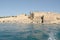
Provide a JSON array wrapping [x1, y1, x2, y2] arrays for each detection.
[[0, 23, 60, 40]]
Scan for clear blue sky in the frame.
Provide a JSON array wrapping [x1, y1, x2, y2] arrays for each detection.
[[0, 0, 60, 16]]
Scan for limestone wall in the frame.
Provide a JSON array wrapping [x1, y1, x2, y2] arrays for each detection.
[[0, 14, 32, 23], [31, 12, 60, 24], [0, 12, 60, 24], [16, 14, 32, 23]]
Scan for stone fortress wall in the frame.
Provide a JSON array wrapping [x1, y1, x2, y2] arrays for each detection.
[[32, 12, 60, 24], [0, 12, 60, 24]]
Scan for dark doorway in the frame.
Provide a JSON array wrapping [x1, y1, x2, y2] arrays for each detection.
[[41, 15, 44, 23]]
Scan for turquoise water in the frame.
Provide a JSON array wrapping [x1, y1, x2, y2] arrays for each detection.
[[0, 23, 60, 40]]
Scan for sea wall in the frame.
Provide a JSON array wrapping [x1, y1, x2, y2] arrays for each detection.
[[0, 12, 60, 24], [32, 12, 60, 24], [0, 14, 32, 23]]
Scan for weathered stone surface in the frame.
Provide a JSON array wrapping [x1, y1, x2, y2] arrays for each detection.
[[0, 12, 60, 24]]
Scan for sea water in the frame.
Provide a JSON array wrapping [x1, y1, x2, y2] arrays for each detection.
[[0, 23, 60, 40]]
